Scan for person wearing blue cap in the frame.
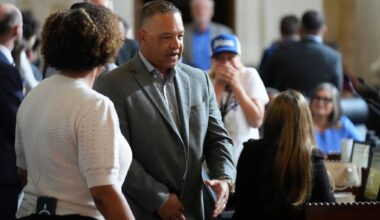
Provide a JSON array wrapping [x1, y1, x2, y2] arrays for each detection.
[[210, 34, 269, 165]]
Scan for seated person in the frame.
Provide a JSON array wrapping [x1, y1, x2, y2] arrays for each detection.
[[310, 82, 364, 154], [233, 90, 335, 220]]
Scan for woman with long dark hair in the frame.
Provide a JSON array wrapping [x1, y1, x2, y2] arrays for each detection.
[[233, 90, 335, 220]]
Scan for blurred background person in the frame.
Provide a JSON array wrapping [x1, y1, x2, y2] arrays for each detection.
[[15, 4, 134, 219], [233, 90, 335, 220], [0, 4, 24, 219], [21, 10, 42, 81], [183, 0, 232, 70], [258, 14, 300, 76], [262, 10, 343, 97], [85, 0, 114, 10], [115, 16, 139, 66], [12, 9, 40, 93], [310, 82, 363, 154], [209, 33, 268, 165]]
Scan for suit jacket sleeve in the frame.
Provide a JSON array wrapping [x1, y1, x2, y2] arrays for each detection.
[[94, 76, 170, 213], [203, 72, 236, 180], [332, 52, 344, 92]]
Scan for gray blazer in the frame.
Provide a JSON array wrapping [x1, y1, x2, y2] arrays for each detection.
[[94, 55, 235, 220], [183, 22, 232, 67]]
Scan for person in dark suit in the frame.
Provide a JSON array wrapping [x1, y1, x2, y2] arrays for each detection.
[[0, 3, 24, 220], [0, 61, 23, 220], [94, 1, 235, 219], [0, 3, 23, 66], [115, 16, 139, 66], [262, 10, 343, 97], [258, 14, 300, 76], [233, 90, 335, 220]]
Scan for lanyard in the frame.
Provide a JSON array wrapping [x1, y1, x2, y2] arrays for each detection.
[[220, 91, 233, 122]]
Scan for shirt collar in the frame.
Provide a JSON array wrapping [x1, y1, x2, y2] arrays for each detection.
[[0, 44, 14, 65], [194, 26, 210, 34], [302, 34, 322, 43], [138, 51, 177, 79]]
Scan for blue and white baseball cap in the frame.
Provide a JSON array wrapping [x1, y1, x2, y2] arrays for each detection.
[[211, 34, 241, 57]]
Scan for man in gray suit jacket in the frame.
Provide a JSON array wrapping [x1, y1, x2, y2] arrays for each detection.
[[262, 10, 343, 97], [183, 0, 232, 70], [94, 1, 235, 220]]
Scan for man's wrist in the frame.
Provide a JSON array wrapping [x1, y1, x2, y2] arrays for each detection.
[[218, 175, 235, 194]]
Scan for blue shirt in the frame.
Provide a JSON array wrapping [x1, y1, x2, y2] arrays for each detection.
[[314, 115, 364, 154], [192, 28, 211, 70]]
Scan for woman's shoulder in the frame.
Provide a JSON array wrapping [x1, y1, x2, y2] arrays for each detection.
[[242, 139, 275, 155], [243, 138, 263, 149], [312, 148, 325, 160], [71, 82, 115, 113], [339, 115, 356, 127]]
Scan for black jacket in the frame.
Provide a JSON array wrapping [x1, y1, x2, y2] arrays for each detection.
[[233, 139, 335, 220]]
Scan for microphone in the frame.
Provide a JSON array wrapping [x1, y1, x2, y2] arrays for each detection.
[[357, 77, 380, 98]]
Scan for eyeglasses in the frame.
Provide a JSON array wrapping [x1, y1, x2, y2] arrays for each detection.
[[313, 95, 333, 103]]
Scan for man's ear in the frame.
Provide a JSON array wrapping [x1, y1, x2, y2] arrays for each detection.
[[138, 29, 145, 45], [321, 24, 328, 37], [11, 24, 21, 38]]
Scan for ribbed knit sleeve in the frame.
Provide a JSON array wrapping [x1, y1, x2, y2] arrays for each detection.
[[76, 97, 121, 188]]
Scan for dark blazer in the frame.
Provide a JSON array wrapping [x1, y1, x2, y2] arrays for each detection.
[[0, 60, 23, 220], [94, 55, 236, 220], [0, 50, 11, 65], [262, 38, 343, 97], [115, 38, 139, 66], [233, 139, 335, 220]]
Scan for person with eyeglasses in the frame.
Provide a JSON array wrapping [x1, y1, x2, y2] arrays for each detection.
[[310, 82, 363, 154], [209, 34, 269, 165]]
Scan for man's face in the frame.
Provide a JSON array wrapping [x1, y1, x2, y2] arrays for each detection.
[[191, 0, 213, 25], [139, 12, 184, 74]]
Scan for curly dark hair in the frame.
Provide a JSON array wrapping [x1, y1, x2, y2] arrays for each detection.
[[41, 3, 123, 72]]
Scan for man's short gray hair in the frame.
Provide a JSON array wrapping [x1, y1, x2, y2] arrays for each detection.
[[190, 0, 214, 8]]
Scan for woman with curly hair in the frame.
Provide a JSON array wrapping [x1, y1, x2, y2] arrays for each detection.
[[233, 90, 335, 220], [15, 3, 134, 220]]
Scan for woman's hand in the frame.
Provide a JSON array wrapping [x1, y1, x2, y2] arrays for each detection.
[[214, 63, 242, 91]]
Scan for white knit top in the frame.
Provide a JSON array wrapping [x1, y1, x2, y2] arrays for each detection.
[[15, 74, 132, 219]]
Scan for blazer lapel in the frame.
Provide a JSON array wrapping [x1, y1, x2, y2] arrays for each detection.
[[131, 56, 184, 143], [174, 65, 190, 147]]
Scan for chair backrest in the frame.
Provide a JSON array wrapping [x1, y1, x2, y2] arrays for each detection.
[[341, 97, 368, 124], [304, 202, 380, 220]]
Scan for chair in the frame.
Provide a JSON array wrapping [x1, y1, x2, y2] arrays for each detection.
[[304, 202, 380, 220], [341, 97, 368, 125]]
